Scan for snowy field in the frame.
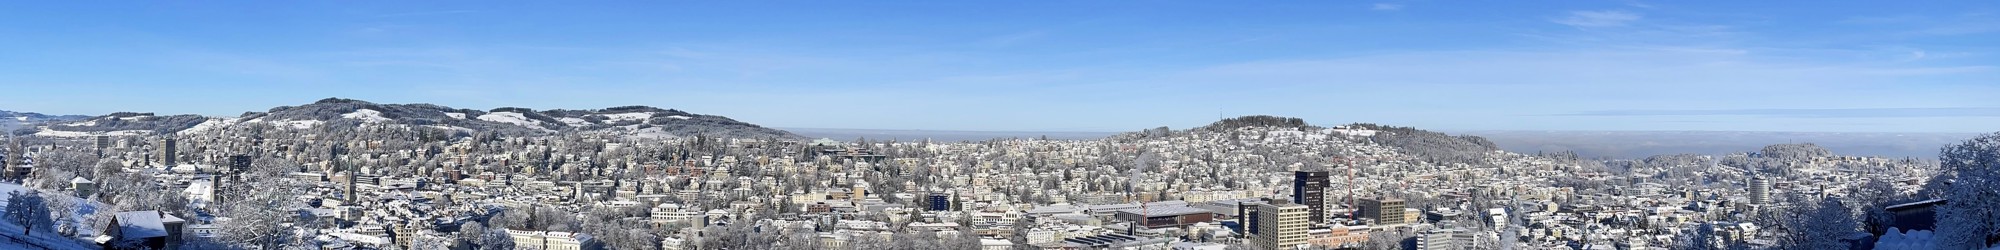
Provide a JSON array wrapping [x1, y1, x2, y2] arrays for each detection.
[[1874, 227, 2000, 250], [0, 183, 99, 250]]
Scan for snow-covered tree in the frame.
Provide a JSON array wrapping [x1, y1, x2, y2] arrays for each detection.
[[458, 221, 486, 244], [1851, 177, 1904, 233], [410, 235, 455, 250], [1677, 223, 1719, 250], [1935, 132, 2000, 250], [477, 226, 514, 250], [4, 190, 55, 236], [215, 171, 304, 249], [40, 191, 79, 236], [1783, 197, 1860, 250]]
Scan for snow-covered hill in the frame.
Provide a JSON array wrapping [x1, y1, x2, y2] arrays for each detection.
[[0, 110, 89, 136], [33, 112, 209, 137], [28, 98, 802, 139]]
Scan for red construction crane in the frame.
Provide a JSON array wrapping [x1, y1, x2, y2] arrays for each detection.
[[1331, 155, 1373, 222]]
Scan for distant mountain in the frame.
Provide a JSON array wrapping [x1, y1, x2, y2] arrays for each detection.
[[0, 110, 90, 135], [38, 112, 211, 136], [0, 110, 89, 123], [1118, 115, 1504, 164], [783, 127, 1117, 141], [31, 98, 801, 139]]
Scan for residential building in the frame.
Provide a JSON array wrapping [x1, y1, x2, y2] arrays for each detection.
[[71, 176, 95, 198], [101, 211, 186, 250], [506, 229, 592, 250]]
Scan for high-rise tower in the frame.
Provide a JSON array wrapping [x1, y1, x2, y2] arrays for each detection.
[[1292, 171, 1330, 225], [161, 137, 177, 167], [1749, 176, 1771, 205]]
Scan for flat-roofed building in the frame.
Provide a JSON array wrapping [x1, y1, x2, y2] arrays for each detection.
[[1113, 206, 1216, 229], [1360, 198, 1407, 226], [1255, 201, 1310, 250]]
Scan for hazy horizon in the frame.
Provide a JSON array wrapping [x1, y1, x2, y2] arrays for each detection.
[[782, 127, 1978, 159]]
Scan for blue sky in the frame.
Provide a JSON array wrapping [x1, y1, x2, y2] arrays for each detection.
[[1, 1, 1995, 132]]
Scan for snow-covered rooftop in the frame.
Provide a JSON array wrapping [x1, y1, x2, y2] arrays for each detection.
[[114, 211, 170, 239]]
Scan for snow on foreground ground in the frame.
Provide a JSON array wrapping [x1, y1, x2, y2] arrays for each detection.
[[0, 183, 101, 250], [1874, 227, 2000, 250]]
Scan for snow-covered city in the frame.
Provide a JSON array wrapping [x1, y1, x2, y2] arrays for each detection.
[[4, 1, 1998, 250], [0, 103, 1996, 250]]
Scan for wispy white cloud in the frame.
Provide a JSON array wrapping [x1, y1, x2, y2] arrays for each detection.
[[981, 31, 1046, 47], [1838, 15, 1924, 25], [1902, 49, 1928, 62], [159, 50, 327, 82], [1559, 108, 2000, 118], [371, 10, 481, 19], [1624, 1, 1655, 9], [1857, 66, 1994, 76], [1552, 10, 1642, 28], [1909, 21, 2000, 36], [1371, 3, 1403, 11], [1841, 12, 2000, 37]]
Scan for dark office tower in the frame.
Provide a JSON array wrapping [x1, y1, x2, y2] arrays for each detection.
[[161, 138, 177, 167], [1293, 171, 1330, 225], [927, 193, 951, 211]]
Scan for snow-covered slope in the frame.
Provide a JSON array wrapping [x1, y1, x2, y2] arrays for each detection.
[[530, 105, 801, 138], [603, 112, 653, 122], [1, 110, 88, 136], [33, 112, 208, 137], [0, 184, 103, 250], [29, 98, 802, 139], [340, 109, 391, 123], [477, 112, 543, 128], [176, 118, 240, 135], [1873, 227, 2000, 250]]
